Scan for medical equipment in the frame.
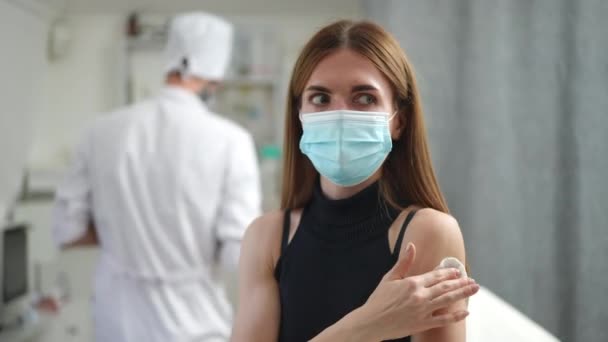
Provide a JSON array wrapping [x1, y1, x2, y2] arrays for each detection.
[[0, 223, 29, 330]]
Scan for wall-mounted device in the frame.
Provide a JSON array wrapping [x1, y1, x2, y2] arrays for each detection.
[[0, 223, 29, 329]]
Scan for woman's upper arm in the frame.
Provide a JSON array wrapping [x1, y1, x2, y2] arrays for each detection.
[[231, 212, 283, 342], [403, 209, 467, 342]]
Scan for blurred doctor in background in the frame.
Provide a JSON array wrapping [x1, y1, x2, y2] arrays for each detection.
[[50, 12, 261, 342]]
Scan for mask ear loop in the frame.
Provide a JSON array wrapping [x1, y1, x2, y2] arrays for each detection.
[[388, 110, 402, 143], [179, 57, 190, 78], [388, 110, 399, 122], [180, 56, 200, 82]]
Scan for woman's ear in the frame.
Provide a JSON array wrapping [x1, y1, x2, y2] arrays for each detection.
[[391, 111, 405, 140]]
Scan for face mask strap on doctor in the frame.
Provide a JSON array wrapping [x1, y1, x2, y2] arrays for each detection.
[[299, 109, 398, 187]]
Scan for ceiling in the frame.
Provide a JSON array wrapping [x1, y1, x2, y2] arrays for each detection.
[[64, 0, 363, 16]]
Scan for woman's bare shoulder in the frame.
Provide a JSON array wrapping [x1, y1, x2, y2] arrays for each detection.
[[242, 209, 303, 269], [411, 208, 461, 237], [401, 207, 466, 274], [243, 211, 285, 265], [247, 210, 285, 236]]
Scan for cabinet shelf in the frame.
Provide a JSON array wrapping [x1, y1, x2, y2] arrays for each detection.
[[221, 76, 276, 87]]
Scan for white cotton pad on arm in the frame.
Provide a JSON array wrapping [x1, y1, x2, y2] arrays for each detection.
[[436, 257, 468, 278]]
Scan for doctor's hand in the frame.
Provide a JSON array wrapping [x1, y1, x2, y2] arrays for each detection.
[[357, 243, 478, 341], [34, 295, 63, 315]]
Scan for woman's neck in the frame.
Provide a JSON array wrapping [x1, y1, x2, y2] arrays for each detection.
[[320, 172, 381, 200]]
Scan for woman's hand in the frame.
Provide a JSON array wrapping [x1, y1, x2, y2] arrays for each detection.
[[359, 243, 478, 341]]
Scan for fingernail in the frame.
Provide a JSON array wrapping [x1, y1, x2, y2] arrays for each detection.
[[405, 243, 412, 253], [453, 269, 461, 277], [457, 311, 469, 320]]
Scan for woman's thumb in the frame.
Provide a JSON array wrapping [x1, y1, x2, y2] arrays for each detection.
[[385, 243, 416, 280]]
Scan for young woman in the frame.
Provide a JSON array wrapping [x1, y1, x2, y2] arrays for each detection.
[[232, 20, 478, 342]]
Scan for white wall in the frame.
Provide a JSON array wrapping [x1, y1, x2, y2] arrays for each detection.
[[0, 0, 51, 219], [27, 14, 127, 169]]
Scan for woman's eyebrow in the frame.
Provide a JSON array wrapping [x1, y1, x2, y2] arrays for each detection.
[[305, 85, 332, 93], [352, 84, 380, 92]]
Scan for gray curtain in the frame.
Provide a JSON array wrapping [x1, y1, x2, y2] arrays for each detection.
[[363, 1, 608, 341]]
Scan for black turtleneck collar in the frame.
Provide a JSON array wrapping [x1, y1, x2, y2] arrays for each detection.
[[307, 178, 398, 228]]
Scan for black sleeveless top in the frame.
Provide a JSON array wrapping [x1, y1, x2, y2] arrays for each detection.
[[274, 180, 417, 341]]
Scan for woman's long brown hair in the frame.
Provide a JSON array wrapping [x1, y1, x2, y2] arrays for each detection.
[[280, 20, 449, 214]]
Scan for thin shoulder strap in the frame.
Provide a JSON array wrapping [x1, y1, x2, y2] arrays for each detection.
[[393, 209, 418, 258], [281, 209, 292, 255]]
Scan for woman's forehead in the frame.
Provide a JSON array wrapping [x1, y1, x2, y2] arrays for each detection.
[[305, 49, 391, 91]]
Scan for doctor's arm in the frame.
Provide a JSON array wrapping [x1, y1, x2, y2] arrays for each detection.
[[52, 129, 99, 249]]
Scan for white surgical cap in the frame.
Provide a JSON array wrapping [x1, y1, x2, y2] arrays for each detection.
[[165, 12, 233, 81]]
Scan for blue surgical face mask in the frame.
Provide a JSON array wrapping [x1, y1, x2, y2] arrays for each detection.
[[299, 109, 395, 187]]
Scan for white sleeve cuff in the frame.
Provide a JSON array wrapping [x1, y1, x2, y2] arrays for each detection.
[[51, 199, 89, 246]]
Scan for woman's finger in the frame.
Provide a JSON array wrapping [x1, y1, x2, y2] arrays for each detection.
[[419, 267, 461, 287], [383, 243, 416, 281], [428, 277, 476, 299], [429, 283, 480, 311], [427, 310, 469, 330]]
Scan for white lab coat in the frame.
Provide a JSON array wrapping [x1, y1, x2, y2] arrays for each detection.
[[52, 86, 262, 342]]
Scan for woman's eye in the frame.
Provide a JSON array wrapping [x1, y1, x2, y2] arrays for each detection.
[[310, 94, 329, 105], [355, 94, 376, 105]]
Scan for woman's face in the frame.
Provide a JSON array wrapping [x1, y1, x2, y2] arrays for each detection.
[[300, 49, 402, 138]]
